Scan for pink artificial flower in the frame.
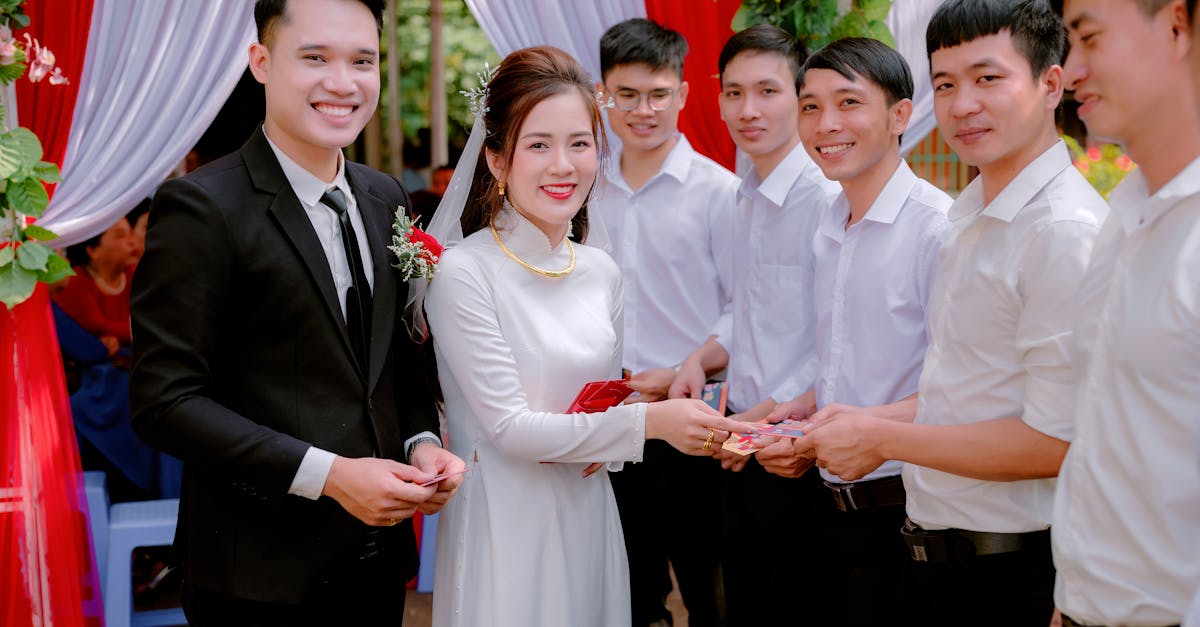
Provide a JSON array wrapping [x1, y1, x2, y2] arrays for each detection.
[[47, 67, 67, 85], [23, 34, 57, 83], [0, 40, 15, 66]]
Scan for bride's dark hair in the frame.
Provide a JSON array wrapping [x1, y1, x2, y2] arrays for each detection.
[[459, 46, 607, 243]]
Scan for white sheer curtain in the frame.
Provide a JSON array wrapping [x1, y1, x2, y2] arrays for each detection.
[[464, 0, 946, 156], [891, 0, 947, 155], [40, 0, 255, 246], [463, 0, 645, 83]]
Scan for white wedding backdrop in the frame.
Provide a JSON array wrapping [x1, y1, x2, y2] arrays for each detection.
[[31, 0, 945, 248], [36, 0, 255, 247]]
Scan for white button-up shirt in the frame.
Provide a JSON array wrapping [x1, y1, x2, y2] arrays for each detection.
[[592, 135, 739, 373], [715, 143, 840, 413], [1053, 157, 1200, 626], [813, 161, 951, 484], [903, 141, 1108, 532], [265, 134, 436, 499], [265, 132, 374, 315]]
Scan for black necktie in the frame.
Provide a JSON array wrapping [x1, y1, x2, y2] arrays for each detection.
[[322, 188, 372, 374]]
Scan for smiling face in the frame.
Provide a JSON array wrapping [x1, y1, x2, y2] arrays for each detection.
[[798, 68, 910, 186], [1063, 0, 1187, 148], [486, 91, 599, 244], [930, 31, 1061, 176], [601, 63, 688, 155], [719, 51, 802, 176], [249, 0, 380, 179]]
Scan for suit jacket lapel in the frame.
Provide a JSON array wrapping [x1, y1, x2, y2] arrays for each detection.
[[244, 129, 360, 373], [346, 166, 398, 394]]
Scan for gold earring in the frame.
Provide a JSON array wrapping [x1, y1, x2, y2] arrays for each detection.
[[498, 181, 506, 197]]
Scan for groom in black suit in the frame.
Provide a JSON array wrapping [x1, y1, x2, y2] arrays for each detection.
[[130, 0, 465, 624]]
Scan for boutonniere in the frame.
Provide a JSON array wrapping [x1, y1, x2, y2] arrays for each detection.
[[389, 207, 442, 280]]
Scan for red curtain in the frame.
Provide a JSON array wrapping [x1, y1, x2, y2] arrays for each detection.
[[1, 287, 94, 627], [15, 0, 94, 179], [645, 0, 742, 171], [4, 2, 97, 627]]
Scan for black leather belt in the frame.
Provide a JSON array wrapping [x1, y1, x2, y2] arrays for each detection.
[[824, 475, 906, 512], [900, 518, 1050, 563], [1061, 614, 1178, 627]]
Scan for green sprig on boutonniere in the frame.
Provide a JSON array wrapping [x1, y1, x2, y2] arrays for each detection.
[[389, 207, 442, 281]]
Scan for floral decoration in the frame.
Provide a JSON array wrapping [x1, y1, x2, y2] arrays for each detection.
[[389, 206, 442, 281], [0, 3, 71, 310]]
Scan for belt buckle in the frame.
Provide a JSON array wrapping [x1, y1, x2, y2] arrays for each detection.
[[900, 520, 931, 562], [829, 481, 859, 512]]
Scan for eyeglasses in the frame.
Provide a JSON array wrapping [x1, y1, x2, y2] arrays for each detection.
[[607, 88, 677, 112]]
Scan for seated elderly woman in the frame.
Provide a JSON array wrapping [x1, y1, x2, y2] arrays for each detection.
[[52, 210, 180, 502]]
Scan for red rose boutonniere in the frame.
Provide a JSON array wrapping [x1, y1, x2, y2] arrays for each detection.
[[389, 207, 442, 280]]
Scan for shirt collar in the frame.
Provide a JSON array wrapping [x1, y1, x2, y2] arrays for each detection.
[[263, 129, 351, 208], [1108, 155, 1200, 235], [602, 133, 693, 192], [950, 140, 1071, 223], [492, 204, 570, 255], [739, 142, 814, 208], [819, 160, 916, 243], [862, 159, 918, 225]]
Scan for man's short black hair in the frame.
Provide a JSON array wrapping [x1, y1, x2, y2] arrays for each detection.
[[926, 0, 1064, 78], [718, 24, 808, 93], [801, 37, 914, 105], [255, 0, 385, 48], [599, 18, 689, 81]]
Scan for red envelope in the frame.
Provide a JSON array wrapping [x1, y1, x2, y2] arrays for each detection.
[[567, 379, 635, 413]]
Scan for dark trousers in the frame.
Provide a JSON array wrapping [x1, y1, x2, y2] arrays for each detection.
[[611, 440, 724, 627], [817, 502, 913, 627], [181, 552, 407, 627], [905, 540, 1055, 627], [721, 460, 835, 627]]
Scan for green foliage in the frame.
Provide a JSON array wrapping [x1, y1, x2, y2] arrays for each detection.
[[1062, 135, 1136, 199], [0, 0, 69, 309], [733, 0, 895, 50], [386, 0, 500, 151], [0, 0, 28, 28], [0, 126, 66, 310]]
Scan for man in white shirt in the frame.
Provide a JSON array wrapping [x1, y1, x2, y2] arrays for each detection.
[[670, 24, 840, 626], [789, 1, 1108, 624], [592, 18, 738, 627], [1054, 1, 1200, 625], [754, 37, 951, 626]]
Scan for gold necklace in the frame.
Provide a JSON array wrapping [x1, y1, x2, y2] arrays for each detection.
[[489, 223, 576, 278]]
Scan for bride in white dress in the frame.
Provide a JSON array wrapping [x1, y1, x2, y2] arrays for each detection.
[[424, 46, 749, 627]]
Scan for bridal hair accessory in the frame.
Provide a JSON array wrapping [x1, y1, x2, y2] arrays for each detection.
[[596, 90, 615, 110], [389, 207, 442, 280], [461, 62, 497, 118]]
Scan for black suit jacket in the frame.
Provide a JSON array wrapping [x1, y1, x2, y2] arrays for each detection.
[[131, 128, 439, 603]]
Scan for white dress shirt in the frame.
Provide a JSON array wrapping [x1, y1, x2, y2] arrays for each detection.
[[813, 161, 951, 484], [903, 140, 1108, 532], [263, 133, 437, 499], [1053, 157, 1200, 626], [591, 135, 739, 374], [714, 143, 840, 413]]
